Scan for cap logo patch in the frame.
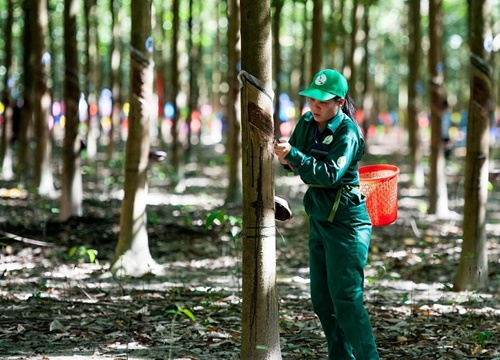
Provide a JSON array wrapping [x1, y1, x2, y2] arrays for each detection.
[[315, 74, 327, 86]]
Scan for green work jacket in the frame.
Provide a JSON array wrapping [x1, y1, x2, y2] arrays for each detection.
[[283, 109, 366, 222]]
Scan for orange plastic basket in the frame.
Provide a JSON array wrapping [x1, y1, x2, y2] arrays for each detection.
[[359, 164, 400, 226]]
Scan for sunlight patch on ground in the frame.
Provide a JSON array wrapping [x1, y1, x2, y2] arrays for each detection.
[[106, 189, 224, 207], [147, 192, 224, 207], [169, 256, 238, 269], [369, 277, 497, 310], [486, 223, 500, 236], [379, 298, 500, 320], [3, 357, 153, 360], [277, 274, 310, 284], [0, 261, 36, 272], [48, 263, 104, 278]]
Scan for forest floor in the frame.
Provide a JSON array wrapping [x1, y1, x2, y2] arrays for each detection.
[[0, 133, 499, 360]]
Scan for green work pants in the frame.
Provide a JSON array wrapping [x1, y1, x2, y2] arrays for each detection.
[[309, 214, 379, 360]]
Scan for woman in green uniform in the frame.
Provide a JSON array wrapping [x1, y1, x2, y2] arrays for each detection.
[[274, 69, 379, 360]]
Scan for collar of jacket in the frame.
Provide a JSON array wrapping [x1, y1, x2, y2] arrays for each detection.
[[303, 109, 346, 136]]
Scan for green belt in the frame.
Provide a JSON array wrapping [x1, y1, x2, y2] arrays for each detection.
[[308, 184, 359, 222]]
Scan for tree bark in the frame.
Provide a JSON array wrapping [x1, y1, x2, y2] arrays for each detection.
[[83, 0, 99, 160], [453, 0, 492, 291], [239, 71, 281, 360], [169, 0, 185, 192], [225, 0, 242, 206], [310, 0, 323, 77], [346, 0, 363, 99], [110, 0, 157, 277], [60, 0, 83, 220], [31, 0, 54, 196], [361, 2, 373, 147], [0, 0, 14, 180], [107, 0, 123, 161], [298, 3, 308, 114], [272, 0, 284, 139], [185, 0, 201, 162], [17, 0, 34, 184], [427, 0, 449, 216], [239, 0, 281, 355], [407, 0, 424, 188], [210, 1, 223, 131]]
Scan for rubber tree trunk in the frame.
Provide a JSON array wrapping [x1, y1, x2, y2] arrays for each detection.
[[107, 0, 122, 161], [272, 0, 283, 139], [239, 71, 281, 360], [225, 0, 242, 206], [453, 54, 491, 291], [18, 0, 33, 184], [239, 0, 281, 356], [297, 3, 308, 114], [407, 0, 424, 188], [361, 3, 373, 148], [0, 0, 14, 180], [346, 0, 363, 98], [427, 0, 449, 216], [453, 0, 492, 291], [31, 0, 54, 196], [60, 0, 83, 221], [83, 0, 99, 160], [110, 0, 156, 277], [310, 0, 323, 77], [169, 0, 186, 192]]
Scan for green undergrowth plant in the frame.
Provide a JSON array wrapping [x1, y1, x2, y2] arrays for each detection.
[[205, 210, 242, 256], [66, 245, 98, 263], [366, 264, 397, 284], [148, 212, 159, 226], [205, 210, 243, 291], [164, 303, 196, 360], [474, 330, 492, 349], [32, 192, 59, 242]]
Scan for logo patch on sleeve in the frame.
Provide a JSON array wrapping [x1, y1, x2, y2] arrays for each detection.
[[336, 156, 347, 168], [323, 135, 333, 145]]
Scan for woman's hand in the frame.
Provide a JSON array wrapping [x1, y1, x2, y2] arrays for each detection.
[[274, 141, 291, 160], [274, 141, 295, 171]]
